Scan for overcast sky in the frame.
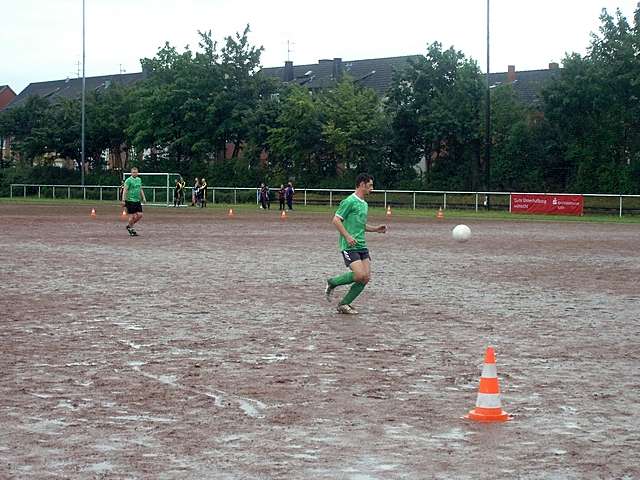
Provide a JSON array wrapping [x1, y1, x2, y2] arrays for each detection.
[[2, 0, 638, 93]]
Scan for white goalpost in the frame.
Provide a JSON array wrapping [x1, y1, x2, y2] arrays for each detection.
[[122, 172, 183, 206]]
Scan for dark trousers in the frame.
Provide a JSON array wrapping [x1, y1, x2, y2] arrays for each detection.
[[287, 198, 293, 210], [279, 199, 285, 210]]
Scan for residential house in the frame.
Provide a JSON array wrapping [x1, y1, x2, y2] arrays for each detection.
[[259, 55, 420, 96], [4, 73, 146, 169], [487, 63, 562, 107], [0, 85, 16, 109], [7, 72, 145, 109], [261, 56, 561, 105], [0, 85, 17, 165]]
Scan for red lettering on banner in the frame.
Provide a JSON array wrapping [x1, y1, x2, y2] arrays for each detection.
[[510, 194, 584, 216]]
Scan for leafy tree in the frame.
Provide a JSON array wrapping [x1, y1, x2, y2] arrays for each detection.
[[0, 96, 53, 166], [319, 79, 392, 182], [215, 25, 269, 159], [542, 6, 640, 193], [128, 27, 270, 176], [488, 85, 552, 191], [267, 85, 323, 182], [386, 42, 484, 189], [85, 84, 135, 171]]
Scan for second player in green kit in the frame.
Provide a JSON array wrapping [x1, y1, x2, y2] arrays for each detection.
[[121, 167, 147, 237]]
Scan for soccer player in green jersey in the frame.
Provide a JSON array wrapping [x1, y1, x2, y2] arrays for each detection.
[[325, 173, 387, 314], [121, 167, 147, 236]]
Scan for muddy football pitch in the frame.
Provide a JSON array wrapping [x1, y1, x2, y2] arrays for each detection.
[[1, 204, 638, 479]]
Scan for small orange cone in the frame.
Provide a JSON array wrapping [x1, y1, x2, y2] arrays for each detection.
[[386, 205, 392, 217], [227, 208, 235, 217], [436, 207, 444, 220], [466, 347, 510, 422], [121, 208, 128, 219], [90, 208, 97, 218], [280, 210, 287, 220]]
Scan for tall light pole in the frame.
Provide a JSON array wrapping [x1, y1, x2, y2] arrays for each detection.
[[484, 0, 491, 208], [81, 0, 86, 186]]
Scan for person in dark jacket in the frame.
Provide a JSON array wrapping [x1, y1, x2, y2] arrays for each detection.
[[278, 184, 286, 211], [259, 183, 270, 210], [285, 182, 295, 210]]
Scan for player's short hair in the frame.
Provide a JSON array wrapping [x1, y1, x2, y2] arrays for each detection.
[[355, 173, 373, 187], [131, 166, 139, 172]]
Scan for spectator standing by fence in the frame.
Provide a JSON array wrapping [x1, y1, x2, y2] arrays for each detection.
[[259, 183, 270, 210], [191, 177, 199, 206], [200, 178, 208, 207], [173, 177, 184, 207], [286, 182, 295, 210], [278, 184, 286, 211]]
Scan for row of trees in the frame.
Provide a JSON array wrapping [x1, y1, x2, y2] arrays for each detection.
[[1, 8, 639, 193]]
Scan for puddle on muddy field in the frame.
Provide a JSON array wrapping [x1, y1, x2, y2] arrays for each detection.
[[260, 353, 289, 363], [432, 427, 475, 441], [83, 461, 114, 474], [109, 415, 175, 423]]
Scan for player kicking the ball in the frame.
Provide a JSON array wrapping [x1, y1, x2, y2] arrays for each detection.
[[325, 173, 387, 314]]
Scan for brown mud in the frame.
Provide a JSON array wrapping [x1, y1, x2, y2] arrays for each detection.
[[1, 204, 638, 479]]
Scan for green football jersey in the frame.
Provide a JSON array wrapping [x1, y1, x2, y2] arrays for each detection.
[[124, 176, 142, 202], [335, 193, 368, 251]]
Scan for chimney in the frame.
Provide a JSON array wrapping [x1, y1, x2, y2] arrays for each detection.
[[507, 65, 516, 83], [548, 62, 559, 70], [283, 61, 294, 82], [332, 57, 342, 81]]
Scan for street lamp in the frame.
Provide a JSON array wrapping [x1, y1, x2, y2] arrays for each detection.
[[485, 0, 491, 208], [81, 0, 86, 186]]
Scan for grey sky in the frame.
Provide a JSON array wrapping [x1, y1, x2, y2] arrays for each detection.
[[2, 0, 638, 93]]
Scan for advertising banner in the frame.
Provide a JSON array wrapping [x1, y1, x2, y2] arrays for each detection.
[[510, 194, 584, 216]]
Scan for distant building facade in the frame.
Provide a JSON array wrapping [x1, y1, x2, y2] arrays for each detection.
[[260, 56, 561, 105], [3, 73, 145, 169], [0, 85, 17, 164], [6, 73, 145, 109]]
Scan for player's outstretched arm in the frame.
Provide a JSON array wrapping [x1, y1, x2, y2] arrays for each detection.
[[366, 224, 387, 233]]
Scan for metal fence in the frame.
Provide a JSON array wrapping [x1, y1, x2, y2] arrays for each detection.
[[8, 183, 640, 217]]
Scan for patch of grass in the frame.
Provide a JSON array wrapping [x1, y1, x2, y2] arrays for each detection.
[[2, 196, 639, 223]]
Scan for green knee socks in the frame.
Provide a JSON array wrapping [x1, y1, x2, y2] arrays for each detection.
[[328, 271, 355, 287], [328, 271, 366, 305], [340, 282, 366, 306]]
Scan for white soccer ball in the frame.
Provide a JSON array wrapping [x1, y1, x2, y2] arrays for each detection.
[[452, 224, 471, 242]]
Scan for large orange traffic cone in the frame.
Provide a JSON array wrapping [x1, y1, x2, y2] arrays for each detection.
[[90, 208, 97, 218], [227, 208, 235, 218], [280, 210, 287, 220], [386, 205, 392, 217], [466, 347, 510, 422], [436, 207, 444, 220]]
